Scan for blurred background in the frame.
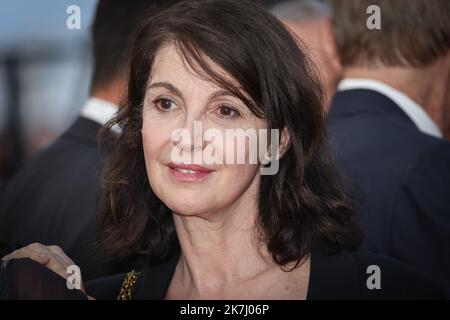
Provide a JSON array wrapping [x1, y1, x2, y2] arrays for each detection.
[[0, 0, 97, 189]]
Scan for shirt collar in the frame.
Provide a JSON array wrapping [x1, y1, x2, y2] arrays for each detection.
[[338, 78, 443, 139], [80, 97, 119, 126]]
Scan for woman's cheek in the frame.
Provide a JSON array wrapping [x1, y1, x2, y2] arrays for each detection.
[[142, 122, 170, 159]]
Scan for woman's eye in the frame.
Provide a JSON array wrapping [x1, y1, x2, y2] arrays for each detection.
[[154, 98, 176, 111], [217, 105, 240, 118]]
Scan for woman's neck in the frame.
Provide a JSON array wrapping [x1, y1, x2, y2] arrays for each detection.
[[166, 176, 310, 299], [170, 201, 276, 298], [168, 204, 311, 299]]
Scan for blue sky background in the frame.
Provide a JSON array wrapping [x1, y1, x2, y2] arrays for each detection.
[[0, 0, 98, 53]]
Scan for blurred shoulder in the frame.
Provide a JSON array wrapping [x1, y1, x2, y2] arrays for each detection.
[[1, 258, 87, 300], [308, 248, 445, 300], [407, 139, 450, 178]]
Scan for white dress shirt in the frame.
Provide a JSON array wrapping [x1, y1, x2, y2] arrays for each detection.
[[338, 79, 443, 139], [80, 97, 119, 126]]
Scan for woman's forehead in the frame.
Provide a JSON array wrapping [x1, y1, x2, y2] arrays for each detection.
[[146, 42, 263, 119], [149, 43, 237, 93]]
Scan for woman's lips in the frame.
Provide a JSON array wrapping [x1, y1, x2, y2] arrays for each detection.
[[167, 163, 214, 182]]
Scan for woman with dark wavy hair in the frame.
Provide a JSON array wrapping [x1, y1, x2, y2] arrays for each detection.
[[1, 0, 444, 300]]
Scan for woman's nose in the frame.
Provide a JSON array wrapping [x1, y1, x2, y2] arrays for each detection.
[[172, 116, 207, 152]]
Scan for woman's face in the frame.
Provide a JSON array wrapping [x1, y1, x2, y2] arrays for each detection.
[[141, 43, 268, 217]]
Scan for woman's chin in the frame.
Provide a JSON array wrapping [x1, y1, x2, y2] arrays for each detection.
[[163, 197, 214, 217]]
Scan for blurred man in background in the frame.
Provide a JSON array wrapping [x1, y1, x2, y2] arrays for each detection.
[[0, 0, 177, 280], [271, 0, 342, 108], [329, 0, 450, 295], [0, 0, 98, 189]]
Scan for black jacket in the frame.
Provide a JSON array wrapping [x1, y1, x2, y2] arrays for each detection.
[[86, 248, 445, 300], [328, 89, 450, 296], [3, 247, 444, 300], [0, 116, 135, 280]]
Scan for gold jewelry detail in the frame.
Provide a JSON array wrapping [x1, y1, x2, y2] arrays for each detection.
[[117, 270, 140, 300]]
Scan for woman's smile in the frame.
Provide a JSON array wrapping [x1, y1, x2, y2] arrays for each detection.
[[167, 163, 214, 182]]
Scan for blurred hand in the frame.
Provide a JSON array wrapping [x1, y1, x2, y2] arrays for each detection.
[[1, 242, 89, 296]]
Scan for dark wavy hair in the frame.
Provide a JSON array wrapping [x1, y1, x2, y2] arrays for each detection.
[[100, 0, 361, 266]]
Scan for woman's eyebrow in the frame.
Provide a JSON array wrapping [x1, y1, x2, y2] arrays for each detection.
[[147, 82, 183, 98], [148, 82, 239, 102], [209, 89, 236, 101]]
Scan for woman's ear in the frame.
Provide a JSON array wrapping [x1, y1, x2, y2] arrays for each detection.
[[265, 127, 291, 163], [278, 127, 291, 159]]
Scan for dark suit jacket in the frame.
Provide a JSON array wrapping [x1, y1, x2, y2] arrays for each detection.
[[0, 116, 135, 280], [84, 247, 444, 300], [2, 248, 445, 300], [328, 89, 450, 297]]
